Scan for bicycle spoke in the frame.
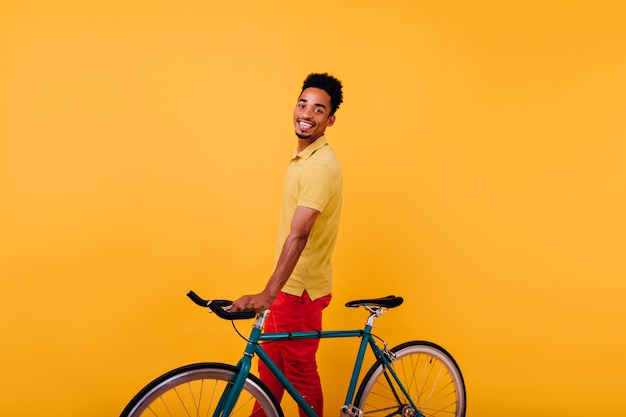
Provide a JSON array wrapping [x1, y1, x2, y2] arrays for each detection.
[[121, 364, 283, 417], [355, 342, 466, 417]]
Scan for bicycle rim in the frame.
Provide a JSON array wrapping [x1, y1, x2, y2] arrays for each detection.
[[355, 341, 466, 417], [120, 362, 283, 417]]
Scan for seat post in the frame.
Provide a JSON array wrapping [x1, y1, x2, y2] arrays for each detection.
[[365, 307, 386, 327]]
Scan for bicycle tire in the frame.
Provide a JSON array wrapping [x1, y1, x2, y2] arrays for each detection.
[[120, 362, 284, 417], [354, 341, 466, 417]]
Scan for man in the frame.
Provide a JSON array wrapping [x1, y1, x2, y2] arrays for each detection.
[[231, 73, 344, 416]]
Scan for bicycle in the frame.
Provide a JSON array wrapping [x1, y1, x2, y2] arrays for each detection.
[[120, 290, 466, 417]]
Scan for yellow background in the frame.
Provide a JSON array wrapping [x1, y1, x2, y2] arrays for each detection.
[[2, 1, 625, 415]]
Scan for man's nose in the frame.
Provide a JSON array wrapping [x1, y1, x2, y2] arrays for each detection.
[[300, 107, 313, 118]]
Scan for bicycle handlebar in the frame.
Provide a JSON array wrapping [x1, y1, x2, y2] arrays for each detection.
[[187, 290, 256, 320]]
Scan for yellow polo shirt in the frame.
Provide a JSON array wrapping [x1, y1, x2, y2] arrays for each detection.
[[278, 135, 343, 300]]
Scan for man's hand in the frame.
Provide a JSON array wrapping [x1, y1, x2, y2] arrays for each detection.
[[231, 291, 275, 313]]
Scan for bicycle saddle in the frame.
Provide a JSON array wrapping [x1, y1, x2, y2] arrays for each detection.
[[345, 295, 403, 309]]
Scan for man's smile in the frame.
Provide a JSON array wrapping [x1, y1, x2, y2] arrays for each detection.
[[298, 120, 315, 129]]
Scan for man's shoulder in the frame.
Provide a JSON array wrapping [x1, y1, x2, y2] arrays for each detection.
[[311, 143, 340, 163], [307, 148, 341, 177]]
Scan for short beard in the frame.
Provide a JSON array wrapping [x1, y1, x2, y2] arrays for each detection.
[[295, 131, 311, 139]]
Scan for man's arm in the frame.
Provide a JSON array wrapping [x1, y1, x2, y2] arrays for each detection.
[[231, 206, 320, 312]]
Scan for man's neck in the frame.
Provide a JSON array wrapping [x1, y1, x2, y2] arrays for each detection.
[[297, 135, 323, 153]]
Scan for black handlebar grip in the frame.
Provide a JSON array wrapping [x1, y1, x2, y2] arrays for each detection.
[[187, 290, 210, 307], [187, 290, 256, 320], [208, 300, 256, 320]]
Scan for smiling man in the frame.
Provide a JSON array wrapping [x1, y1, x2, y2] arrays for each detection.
[[232, 73, 344, 417]]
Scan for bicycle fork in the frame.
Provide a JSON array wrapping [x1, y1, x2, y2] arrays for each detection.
[[211, 349, 256, 417], [212, 312, 268, 417]]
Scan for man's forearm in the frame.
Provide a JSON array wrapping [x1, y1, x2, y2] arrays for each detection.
[[263, 232, 309, 299], [231, 206, 319, 313]]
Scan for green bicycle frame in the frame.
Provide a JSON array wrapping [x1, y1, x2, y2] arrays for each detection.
[[214, 316, 422, 417]]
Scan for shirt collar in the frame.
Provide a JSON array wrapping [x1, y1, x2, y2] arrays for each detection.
[[292, 135, 328, 160]]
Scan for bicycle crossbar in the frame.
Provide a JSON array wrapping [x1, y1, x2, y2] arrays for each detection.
[[259, 329, 364, 342]]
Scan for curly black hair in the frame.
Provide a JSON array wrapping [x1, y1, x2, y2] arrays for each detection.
[[301, 73, 344, 116]]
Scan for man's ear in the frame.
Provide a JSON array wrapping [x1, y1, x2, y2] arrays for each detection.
[[327, 115, 336, 126]]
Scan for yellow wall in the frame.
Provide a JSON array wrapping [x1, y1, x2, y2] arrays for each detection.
[[2, 1, 625, 415]]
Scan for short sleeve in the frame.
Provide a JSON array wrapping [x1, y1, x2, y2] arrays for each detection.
[[297, 163, 337, 212]]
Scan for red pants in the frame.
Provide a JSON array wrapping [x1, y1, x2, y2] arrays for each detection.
[[255, 291, 331, 417]]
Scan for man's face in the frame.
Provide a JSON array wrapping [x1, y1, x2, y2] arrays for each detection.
[[293, 87, 335, 142]]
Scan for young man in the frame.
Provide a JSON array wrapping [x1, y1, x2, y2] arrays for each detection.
[[231, 73, 344, 416]]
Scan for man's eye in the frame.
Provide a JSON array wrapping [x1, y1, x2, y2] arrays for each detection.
[[315, 108, 323, 114]]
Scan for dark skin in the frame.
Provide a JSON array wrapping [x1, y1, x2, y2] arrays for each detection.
[[231, 87, 336, 313]]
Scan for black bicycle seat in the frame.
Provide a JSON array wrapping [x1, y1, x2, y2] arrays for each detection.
[[345, 295, 403, 309]]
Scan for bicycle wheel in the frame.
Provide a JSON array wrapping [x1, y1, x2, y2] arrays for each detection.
[[120, 362, 284, 417], [354, 341, 466, 417]]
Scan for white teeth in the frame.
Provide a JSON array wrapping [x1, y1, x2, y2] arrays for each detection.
[[299, 121, 313, 128]]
